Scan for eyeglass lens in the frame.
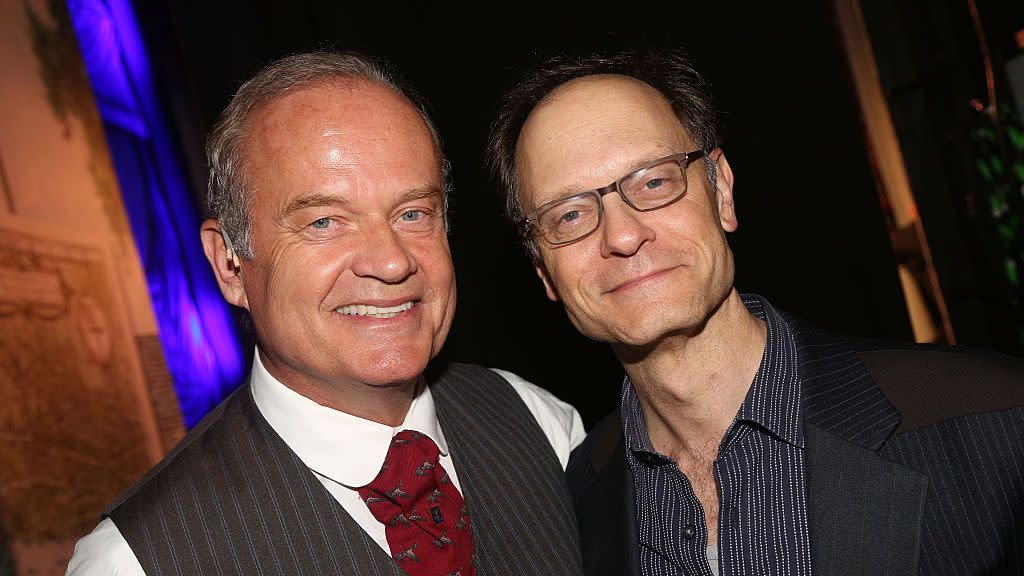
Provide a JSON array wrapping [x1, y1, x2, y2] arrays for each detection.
[[535, 157, 689, 244]]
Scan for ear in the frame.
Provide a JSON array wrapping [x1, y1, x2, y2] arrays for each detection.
[[709, 148, 738, 232], [200, 219, 249, 310], [534, 262, 560, 302]]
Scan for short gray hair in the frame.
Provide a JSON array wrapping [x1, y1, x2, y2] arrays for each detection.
[[206, 51, 450, 259]]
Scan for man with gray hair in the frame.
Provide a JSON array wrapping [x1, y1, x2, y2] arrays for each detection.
[[68, 51, 584, 575], [488, 49, 1024, 575]]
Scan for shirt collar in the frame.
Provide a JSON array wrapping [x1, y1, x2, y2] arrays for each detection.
[[621, 378, 660, 459], [249, 349, 450, 488], [621, 293, 804, 462], [734, 294, 804, 448]]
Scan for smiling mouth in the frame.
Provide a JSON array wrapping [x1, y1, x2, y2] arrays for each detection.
[[607, 267, 680, 293], [335, 301, 416, 319]]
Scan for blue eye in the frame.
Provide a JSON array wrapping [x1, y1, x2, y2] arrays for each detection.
[[401, 210, 422, 222], [311, 218, 331, 229], [644, 178, 665, 190], [560, 210, 580, 223]]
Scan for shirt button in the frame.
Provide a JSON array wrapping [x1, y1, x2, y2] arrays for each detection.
[[682, 524, 696, 540]]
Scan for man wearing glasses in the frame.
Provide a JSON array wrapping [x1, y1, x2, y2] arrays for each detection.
[[487, 49, 1024, 575]]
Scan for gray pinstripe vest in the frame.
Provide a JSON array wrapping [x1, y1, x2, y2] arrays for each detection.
[[106, 363, 583, 575]]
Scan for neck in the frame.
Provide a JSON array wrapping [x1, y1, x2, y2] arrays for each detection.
[[257, 349, 418, 426], [615, 291, 767, 459]]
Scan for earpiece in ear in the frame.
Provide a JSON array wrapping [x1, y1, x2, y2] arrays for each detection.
[[222, 230, 241, 270]]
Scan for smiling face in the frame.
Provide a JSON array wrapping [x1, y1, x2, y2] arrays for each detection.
[[517, 75, 738, 349], [226, 81, 455, 395]]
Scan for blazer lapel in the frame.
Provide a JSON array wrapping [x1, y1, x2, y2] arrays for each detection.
[[578, 411, 641, 576], [805, 424, 928, 574], [791, 319, 928, 574]]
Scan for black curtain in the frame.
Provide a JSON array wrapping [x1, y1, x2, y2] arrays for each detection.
[[135, 1, 914, 426]]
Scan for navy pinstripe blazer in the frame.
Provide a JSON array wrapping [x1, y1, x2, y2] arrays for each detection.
[[567, 319, 1024, 575]]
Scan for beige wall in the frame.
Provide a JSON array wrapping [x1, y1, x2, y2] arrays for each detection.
[[0, 0, 180, 572]]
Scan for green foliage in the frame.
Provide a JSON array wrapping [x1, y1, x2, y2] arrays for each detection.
[[969, 103, 1024, 348]]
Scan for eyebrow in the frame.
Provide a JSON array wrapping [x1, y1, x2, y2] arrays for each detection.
[[278, 186, 444, 220], [550, 155, 670, 200], [398, 185, 444, 205], [279, 192, 350, 219]]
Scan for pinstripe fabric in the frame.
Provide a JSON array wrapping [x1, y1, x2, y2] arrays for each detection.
[[107, 363, 581, 575], [880, 409, 1024, 574], [568, 295, 1024, 575], [622, 295, 812, 576], [431, 364, 584, 575], [794, 321, 1024, 574]]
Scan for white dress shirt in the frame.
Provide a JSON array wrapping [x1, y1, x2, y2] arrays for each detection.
[[66, 354, 585, 575]]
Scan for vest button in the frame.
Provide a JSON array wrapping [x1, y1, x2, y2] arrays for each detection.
[[682, 524, 697, 540]]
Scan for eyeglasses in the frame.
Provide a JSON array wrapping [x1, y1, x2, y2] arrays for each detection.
[[519, 150, 709, 246]]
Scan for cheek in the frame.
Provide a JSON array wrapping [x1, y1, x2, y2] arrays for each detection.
[[660, 208, 720, 252], [416, 237, 455, 286], [263, 242, 348, 309], [416, 243, 456, 337], [546, 257, 594, 308]]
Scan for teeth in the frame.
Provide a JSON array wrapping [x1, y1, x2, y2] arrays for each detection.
[[336, 301, 415, 318]]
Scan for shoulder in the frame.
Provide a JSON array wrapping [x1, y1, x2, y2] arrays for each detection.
[[491, 369, 583, 433], [780, 309, 1024, 430], [851, 340, 1024, 432], [66, 518, 145, 575], [425, 361, 509, 392], [490, 368, 586, 468], [104, 385, 248, 516], [428, 361, 580, 423], [567, 409, 622, 487]]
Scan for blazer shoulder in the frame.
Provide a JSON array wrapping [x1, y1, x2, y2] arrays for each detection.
[[567, 409, 622, 484], [853, 342, 1024, 432]]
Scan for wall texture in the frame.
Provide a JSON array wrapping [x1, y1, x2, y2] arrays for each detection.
[[0, 1, 182, 572]]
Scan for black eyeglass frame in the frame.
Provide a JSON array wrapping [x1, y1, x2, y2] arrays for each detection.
[[518, 149, 710, 246]]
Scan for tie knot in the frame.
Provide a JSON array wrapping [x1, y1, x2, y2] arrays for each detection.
[[357, 430, 476, 575], [361, 430, 445, 513], [392, 429, 441, 462]]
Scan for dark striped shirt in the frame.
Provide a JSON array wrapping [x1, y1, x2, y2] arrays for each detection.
[[622, 294, 813, 576]]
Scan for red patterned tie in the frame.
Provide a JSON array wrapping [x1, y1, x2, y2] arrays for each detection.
[[358, 430, 476, 576]]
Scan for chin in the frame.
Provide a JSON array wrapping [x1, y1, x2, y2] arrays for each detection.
[[358, 349, 432, 386], [610, 312, 708, 347]]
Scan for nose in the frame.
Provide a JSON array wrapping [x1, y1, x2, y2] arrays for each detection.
[[599, 195, 656, 258], [350, 222, 418, 283]]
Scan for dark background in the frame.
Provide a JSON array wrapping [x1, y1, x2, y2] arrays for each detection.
[[130, 0, 1021, 427]]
